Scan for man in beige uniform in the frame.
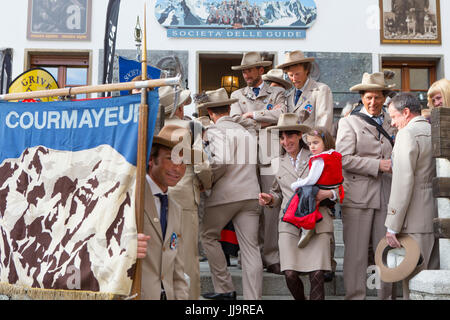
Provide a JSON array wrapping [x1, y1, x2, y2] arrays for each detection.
[[200, 88, 263, 300], [136, 125, 190, 300], [336, 72, 397, 300], [230, 51, 286, 274], [277, 50, 334, 131], [384, 92, 439, 299], [158, 86, 212, 300]]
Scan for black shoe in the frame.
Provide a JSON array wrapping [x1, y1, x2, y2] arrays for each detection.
[[323, 271, 335, 282], [202, 291, 237, 300]]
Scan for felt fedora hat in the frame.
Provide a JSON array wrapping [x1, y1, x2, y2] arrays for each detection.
[[231, 52, 272, 70], [267, 113, 311, 133], [197, 87, 238, 111], [276, 50, 315, 70], [152, 124, 190, 150], [375, 234, 422, 283], [350, 72, 396, 92], [158, 86, 192, 117], [262, 68, 293, 90]]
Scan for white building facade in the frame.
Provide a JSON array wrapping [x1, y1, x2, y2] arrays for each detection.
[[1, 0, 448, 115]]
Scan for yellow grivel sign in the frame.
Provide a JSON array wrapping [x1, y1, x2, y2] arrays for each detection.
[[8, 68, 59, 102]]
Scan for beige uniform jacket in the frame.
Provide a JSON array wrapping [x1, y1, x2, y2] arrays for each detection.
[[336, 109, 397, 209], [230, 82, 286, 165], [270, 150, 335, 235], [286, 78, 334, 131], [141, 181, 188, 300], [204, 116, 260, 207], [385, 116, 437, 233], [166, 117, 212, 209]]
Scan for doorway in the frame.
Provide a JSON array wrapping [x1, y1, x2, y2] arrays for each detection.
[[197, 52, 276, 94]]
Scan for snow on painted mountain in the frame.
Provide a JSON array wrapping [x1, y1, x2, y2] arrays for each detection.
[[0, 145, 137, 296], [155, 0, 317, 27]]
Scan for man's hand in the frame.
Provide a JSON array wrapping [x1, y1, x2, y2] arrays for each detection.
[[315, 189, 333, 203], [273, 104, 282, 110], [137, 233, 151, 259], [379, 159, 392, 173], [259, 192, 273, 206], [385, 231, 401, 248], [243, 112, 254, 119]]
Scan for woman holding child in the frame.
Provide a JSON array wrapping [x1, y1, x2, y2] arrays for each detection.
[[259, 113, 341, 300]]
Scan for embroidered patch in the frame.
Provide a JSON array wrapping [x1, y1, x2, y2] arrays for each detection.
[[304, 104, 313, 113], [170, 232, 178, 250], [266, 104, 273, 110]]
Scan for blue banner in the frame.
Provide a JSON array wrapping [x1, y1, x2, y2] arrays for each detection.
[[0, 92, 159, 166], [119, 56, 161, 96]]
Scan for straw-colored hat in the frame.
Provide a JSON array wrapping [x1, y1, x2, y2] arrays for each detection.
[[152, 124, 190, 149], [375, 234, 422, 283], [262, 69, 293, 90], [231, 52, 272, 71], [158, 86, 192, 117], [276, 50, 315, 70], [350, 72, 396, 92], [267, 113, 311, 133], [197, 87, 238, 112], [197, 116, 213, 128]]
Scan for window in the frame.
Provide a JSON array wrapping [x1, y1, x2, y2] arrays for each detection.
[[28, 52, 90, 99], [382, 59, 437, 106]]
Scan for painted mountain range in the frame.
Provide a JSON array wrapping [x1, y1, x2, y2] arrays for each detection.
[[155, 0, 317, 28]]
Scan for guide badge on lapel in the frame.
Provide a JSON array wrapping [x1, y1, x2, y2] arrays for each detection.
[[170, 232, 178, 250]]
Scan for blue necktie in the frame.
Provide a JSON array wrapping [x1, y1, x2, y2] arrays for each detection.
[[294, 89, 302, 105], [373, 114, 383, 126], [156, 193, 168, 238], [252, 87, 260, 97]]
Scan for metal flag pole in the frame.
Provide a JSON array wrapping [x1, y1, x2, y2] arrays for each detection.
[[130, 3, 148, 300]]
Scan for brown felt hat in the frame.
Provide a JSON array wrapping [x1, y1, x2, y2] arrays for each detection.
[[375, 234, 422, 283], [197, 87, 238, 111], [276, 50, 315, 70], [152, 124, 190, 149], [262, 68, 293, 90], [158, 86, 192, 117], [350, 72, 396, 92], [231, 52, 272, 70], [267, 113, 311, 133]]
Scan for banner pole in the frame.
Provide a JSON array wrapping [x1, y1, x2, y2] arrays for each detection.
[[0, 77, 179, 102], [130, 3, 148, 300]]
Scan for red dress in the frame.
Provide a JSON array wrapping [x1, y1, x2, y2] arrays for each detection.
[[282, 150, 344, 230]]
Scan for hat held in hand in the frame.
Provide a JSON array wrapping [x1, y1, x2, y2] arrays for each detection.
[[375, 234, 422, 283]]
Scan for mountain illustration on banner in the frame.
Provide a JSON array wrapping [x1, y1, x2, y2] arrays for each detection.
[[155, 0, 317, 39]]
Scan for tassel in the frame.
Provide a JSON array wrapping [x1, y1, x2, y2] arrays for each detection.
[[0, 282, 124, 300]]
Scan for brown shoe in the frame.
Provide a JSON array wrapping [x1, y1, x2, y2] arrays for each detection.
[[266, 263, 282, 275]]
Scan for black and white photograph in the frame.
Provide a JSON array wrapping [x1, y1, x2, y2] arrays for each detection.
[[380, 0, 441, 44], [27, 0, 91, 40]]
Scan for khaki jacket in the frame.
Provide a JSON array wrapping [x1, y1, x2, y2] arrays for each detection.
[[385, 116, 437, 233], [166, 117, 212, 210], [141, 181, 188, 300], [204, 116, 260, 207], [336, 109, 397, 209], [270, 150, 335, 235], [286, 78, 334, 131], [230, 82, 286, 165]]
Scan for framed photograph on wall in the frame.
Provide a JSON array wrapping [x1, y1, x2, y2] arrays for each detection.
[[27, 0, 92, 41], [380, 0, 441, 44]]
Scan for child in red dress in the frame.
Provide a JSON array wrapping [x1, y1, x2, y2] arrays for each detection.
[[283, 127, 344, 248]]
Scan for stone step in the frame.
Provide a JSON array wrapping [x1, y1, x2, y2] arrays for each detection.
[[200, 257, 403, 298]]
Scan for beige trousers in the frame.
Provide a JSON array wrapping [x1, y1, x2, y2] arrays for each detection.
[[179, 208, 200, 300], [258, 170, 280, 267], [341, 206, 394, 300], [201, 199, 263, 300]]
